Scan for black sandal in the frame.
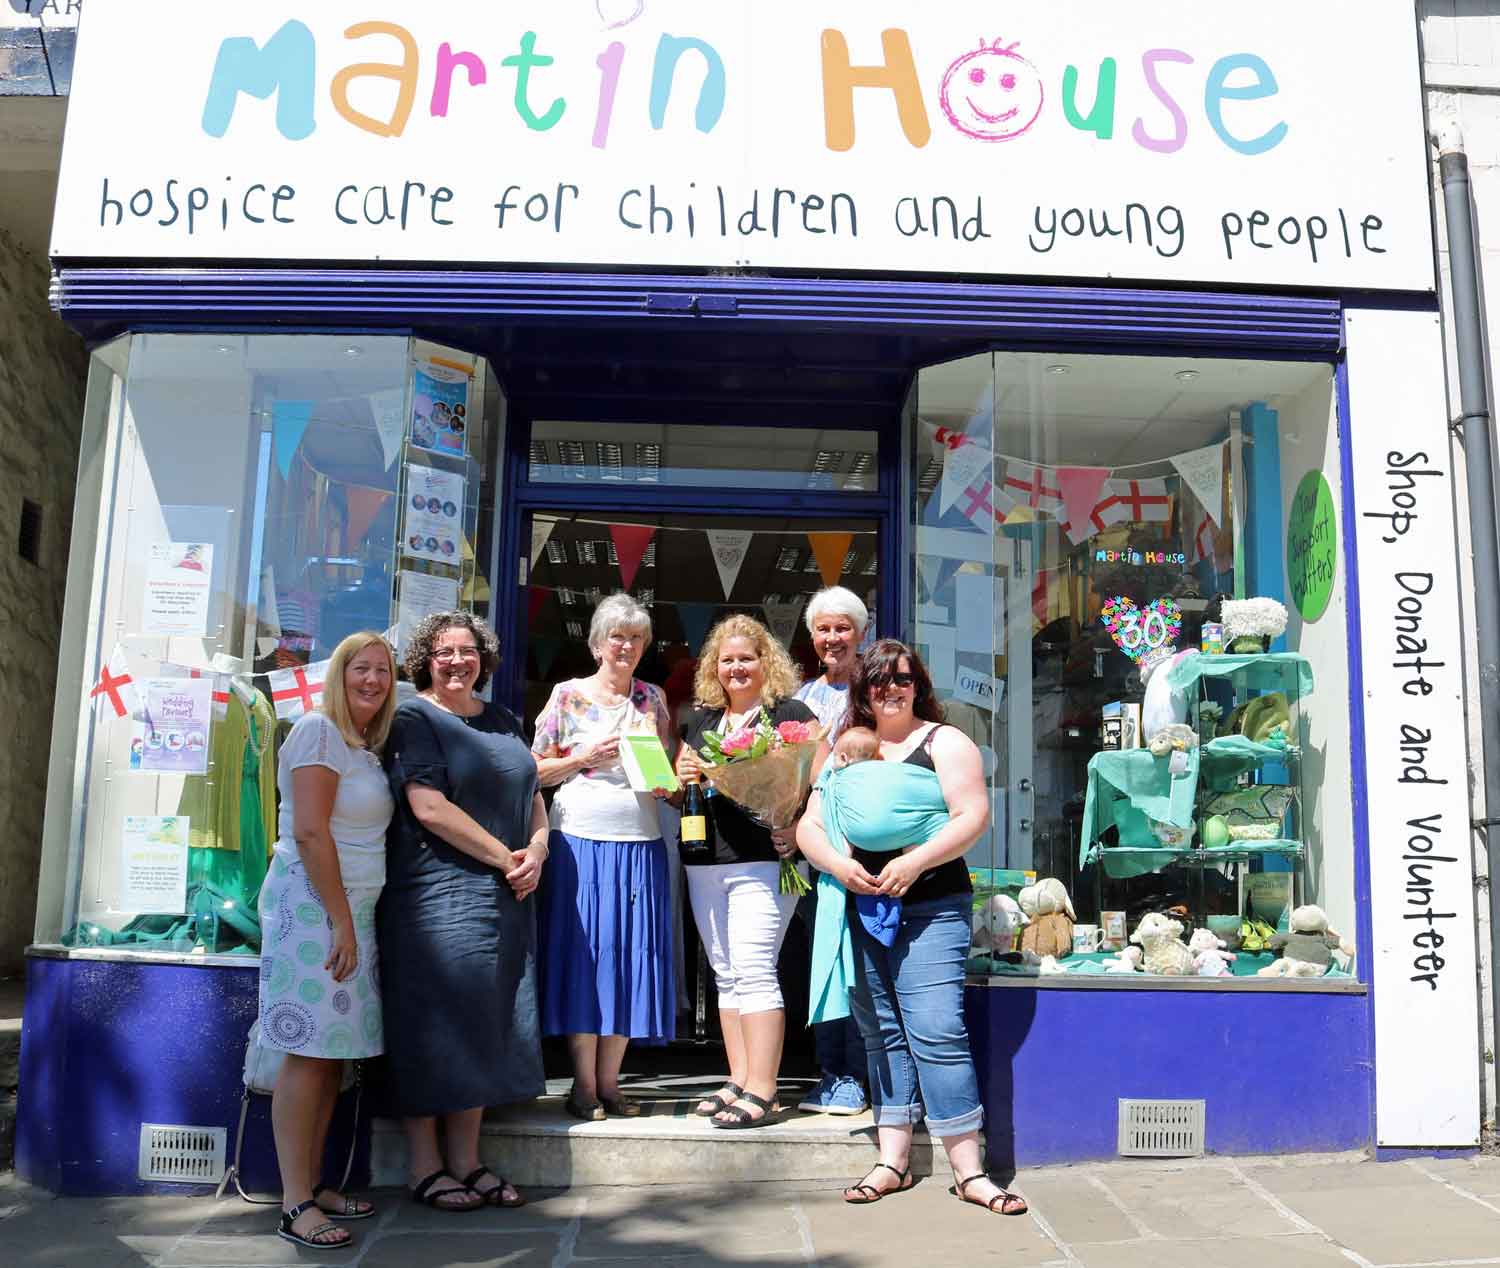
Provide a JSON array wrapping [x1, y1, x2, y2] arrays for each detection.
[[278, 1198, 353, 1249], [693, 1082, 744, 1117], [461, 1166, 527, 1209], [844, 1162, 913, 1204], [952, 1172, 1028, 1216], [711, 1090, 782, 1130], [311, 1183, 375, 1221], [409, 1170, 482, 1212]]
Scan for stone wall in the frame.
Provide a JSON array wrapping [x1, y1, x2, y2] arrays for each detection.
[[0, 226, 86, 972]]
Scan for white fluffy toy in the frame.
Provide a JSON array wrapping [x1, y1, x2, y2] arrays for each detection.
[[1129, 912, 1195, 975], [1188, 927, 1237, 977], [1220, 597, 1288, 654], [1104, 946, 1144, 974]]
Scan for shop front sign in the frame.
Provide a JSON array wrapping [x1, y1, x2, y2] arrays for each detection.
[[51, 0, 1431, 291]]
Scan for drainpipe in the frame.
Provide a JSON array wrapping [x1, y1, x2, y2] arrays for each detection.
[[1434, 118, 1500, 1078]]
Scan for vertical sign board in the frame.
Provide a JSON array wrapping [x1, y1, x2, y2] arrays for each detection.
[[1346, 309, 1481, 1146]]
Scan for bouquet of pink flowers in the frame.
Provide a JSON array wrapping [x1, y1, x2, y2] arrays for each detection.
[[699, 715, 826, 894]]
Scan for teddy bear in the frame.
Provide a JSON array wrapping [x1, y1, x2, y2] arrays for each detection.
[[1256, 904, 1354, 977], [971, 893, 1026, 955], [1018, 879, 1075, 959], [1104, 946, 1144, 974], [1129, 911, 1195, 975], [1188, 927, 1237, 977]]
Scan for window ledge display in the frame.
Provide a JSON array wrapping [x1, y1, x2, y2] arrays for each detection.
[[964, 970, 1367, 994], [26, 943, 256, 969]]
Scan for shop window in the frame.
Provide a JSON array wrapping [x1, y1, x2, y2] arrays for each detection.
[[908, 351, 1353, 983], [39, 334, 500, 955], [529, 420, 880, 492]]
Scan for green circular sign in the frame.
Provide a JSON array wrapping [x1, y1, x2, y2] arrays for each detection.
[[1286, 471, 1337, 622]]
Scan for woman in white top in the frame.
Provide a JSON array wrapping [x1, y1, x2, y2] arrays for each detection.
[[257, 632, 396, 1250], [533, 593, 676, 1120]]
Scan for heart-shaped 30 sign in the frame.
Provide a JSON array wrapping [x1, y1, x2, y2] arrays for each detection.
[[1100, 596, 1182, 662]]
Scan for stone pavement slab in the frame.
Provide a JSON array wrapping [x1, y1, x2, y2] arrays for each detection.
[[5, 1155, 1499, 1268]]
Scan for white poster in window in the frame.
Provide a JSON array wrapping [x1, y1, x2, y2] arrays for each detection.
[[409, 363, 469, 457], [955, 572, 999, 654], [401, 465, 465, 566], [137, 677, 213, 774], [142, 542, 213, 636], [396, 571, 461, 655], [120, 815, 190, 915]]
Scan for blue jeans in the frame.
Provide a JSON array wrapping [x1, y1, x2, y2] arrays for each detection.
[[797, 890, 868, 1081], [849, 895, 983, 1136]]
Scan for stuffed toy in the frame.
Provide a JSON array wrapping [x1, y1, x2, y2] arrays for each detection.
[[971, 893, 1026, 954], [1188, 927, 1237, 977], [1099, 596, 1200, 744], [1129, 911, 1195, 975], [1104, 946, 1144, 974], [1220, 597, 1288, 655], [1257, 904, 1354, 977], [1147, 722, 1199, 759], [1018, 879, 1075, 959]]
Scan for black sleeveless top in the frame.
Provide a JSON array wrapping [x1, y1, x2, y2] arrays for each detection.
[[850, 724, 974, 907]]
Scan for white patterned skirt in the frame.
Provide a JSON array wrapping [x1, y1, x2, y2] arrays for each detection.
[[257, 854, 384, 1058]]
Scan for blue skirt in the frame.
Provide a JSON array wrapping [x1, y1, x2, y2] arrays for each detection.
[[538, 832, 676, 1042]]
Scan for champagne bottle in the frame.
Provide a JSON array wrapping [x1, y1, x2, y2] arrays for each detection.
[[679, 776, 712, 862]]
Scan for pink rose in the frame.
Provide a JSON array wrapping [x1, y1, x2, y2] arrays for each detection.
[[775, 720, 816, 745], [721, 729, 757, 756]]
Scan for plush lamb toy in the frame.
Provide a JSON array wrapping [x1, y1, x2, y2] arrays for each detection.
[[1257, 904, 1354, 978], [1104, 946, 1144, 974], [1188, 927, 1237, 977], [1220, 597, 1288, 655], [1129, 911, 1195, 975], [1018, 879, 1076, 959], [971, 893, 1026, 955]]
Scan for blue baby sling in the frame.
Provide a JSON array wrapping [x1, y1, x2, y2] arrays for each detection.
[[807, 760, 951, 1023]]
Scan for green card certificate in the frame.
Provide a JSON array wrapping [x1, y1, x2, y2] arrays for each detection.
[[619, 733, 679, 793]]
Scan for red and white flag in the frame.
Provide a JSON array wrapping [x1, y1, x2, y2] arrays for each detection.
[[1000, 462, 1064, 515], [89, 643, 140, 718], [161, 662, 233, 720], [268, 660, 328, 721], [1092, 477, 1173, 529]]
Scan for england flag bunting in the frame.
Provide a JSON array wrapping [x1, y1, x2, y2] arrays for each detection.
[[161, 662, 233, 720], [999, 462, 1064, 515], [89, 643, 140, 718], [1059, 477, 1173, 538], [268, 660, 329, 721]]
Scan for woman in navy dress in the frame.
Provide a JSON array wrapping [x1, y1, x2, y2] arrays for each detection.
[[378, 611, 548, 1212]]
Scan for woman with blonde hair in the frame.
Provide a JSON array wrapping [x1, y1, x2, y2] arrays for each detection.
[[258, 632, 397, 1249], [673, 613, 815, 1129]]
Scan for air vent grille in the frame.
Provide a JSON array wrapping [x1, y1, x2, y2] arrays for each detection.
[[138, 1124, 227, 1183], [1117, 1099, 1205, 1157]]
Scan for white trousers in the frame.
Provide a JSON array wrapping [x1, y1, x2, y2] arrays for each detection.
[[685, 861, 797, 1016]]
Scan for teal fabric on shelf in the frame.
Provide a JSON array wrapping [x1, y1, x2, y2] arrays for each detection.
[[1085, 840, 1305, 879], [1078, 746, 1199, 871], [1165, 650, 1314, 698], [1199, 734, 1294, 789]]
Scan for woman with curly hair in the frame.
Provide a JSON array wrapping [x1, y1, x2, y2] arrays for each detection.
[[672, 613, 815, 1129], [377, 611, 547, 1213]]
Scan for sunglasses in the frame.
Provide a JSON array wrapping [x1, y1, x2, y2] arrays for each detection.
[[870, 671, 916, 690]]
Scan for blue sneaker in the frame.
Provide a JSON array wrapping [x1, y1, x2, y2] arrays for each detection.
[[799, 1074, 869, 1116]]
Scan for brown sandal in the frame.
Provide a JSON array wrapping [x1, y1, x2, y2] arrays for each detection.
[[844, 1162, 913, 1204], [953, 1172, 1028, 1215]]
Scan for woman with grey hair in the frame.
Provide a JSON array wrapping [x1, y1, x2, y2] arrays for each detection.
[[793, 586, 871, 1117], [378, 611, 547, 1212], [533, 592, 676, 1120]]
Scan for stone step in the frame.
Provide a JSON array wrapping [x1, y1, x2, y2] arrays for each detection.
[[0, 1017, 19, 1092], [371, 1076, 941, 1188]]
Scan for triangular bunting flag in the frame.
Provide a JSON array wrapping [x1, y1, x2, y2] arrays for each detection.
[[530, 519, 555, 570], [939, 440, 995, 514], [533, 636, 561, 679], [267, 660, 328, 721], [609, 524, 656, 590], [954, 479, 1013, 530], [161, 661, 233, 720], [764, 599, 805, 649], [90, 643, 139, 719], [528, 586, 549, 626], [678, 601, 717, 651], [370, 388, 406, 470], [272, 400, 315, 480], [1170, 442, 1227, 529], [807, 532, 853, 588], [1055, 467, 1113, 545], [1000, 462, 1063, 514], [345, 487, 391, 549], [706, 530, 753, 600]]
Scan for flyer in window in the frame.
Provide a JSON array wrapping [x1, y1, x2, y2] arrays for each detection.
[[138, 676, 213, 774], [401, 465, 465, 565], [120, 815, 190, 915], [396, 570, 461, 654], [142, 542, 213, 636], [409, 362, 469, 457]]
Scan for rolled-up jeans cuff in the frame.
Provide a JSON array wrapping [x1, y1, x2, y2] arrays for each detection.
[[872, 1103, 924, 1127], [924, 1105, 984, 1137]]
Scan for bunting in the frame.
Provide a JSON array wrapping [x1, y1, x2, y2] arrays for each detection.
[[678, 601, 717, 652], [1170, 442, 1228, 528], [763, 598, 805, 649], [345, 487, 391, 549], [1000, 462, 1064, 514], [161, 661, 233, 720], [609, 524, 656, 590], [272, 400, 314, 481], [1055, 467, 1114, 546], [532, 637, 561, 679], [807, 532, 853, 587], [90, 643, 139, 718], [267, 660, 328, 721], [706, 530, 753, 600], [530, 519, 554, 570], [939, 439, 994, 514], [369, 388, 406, 470]]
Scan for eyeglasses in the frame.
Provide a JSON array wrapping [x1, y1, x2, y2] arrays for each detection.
[[433, 647, 480, 663], [606, 632, 645, 646], [871, 671, 916, 690]]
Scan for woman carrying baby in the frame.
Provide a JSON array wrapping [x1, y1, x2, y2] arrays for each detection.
[[796, 639, 1026, 1216]]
